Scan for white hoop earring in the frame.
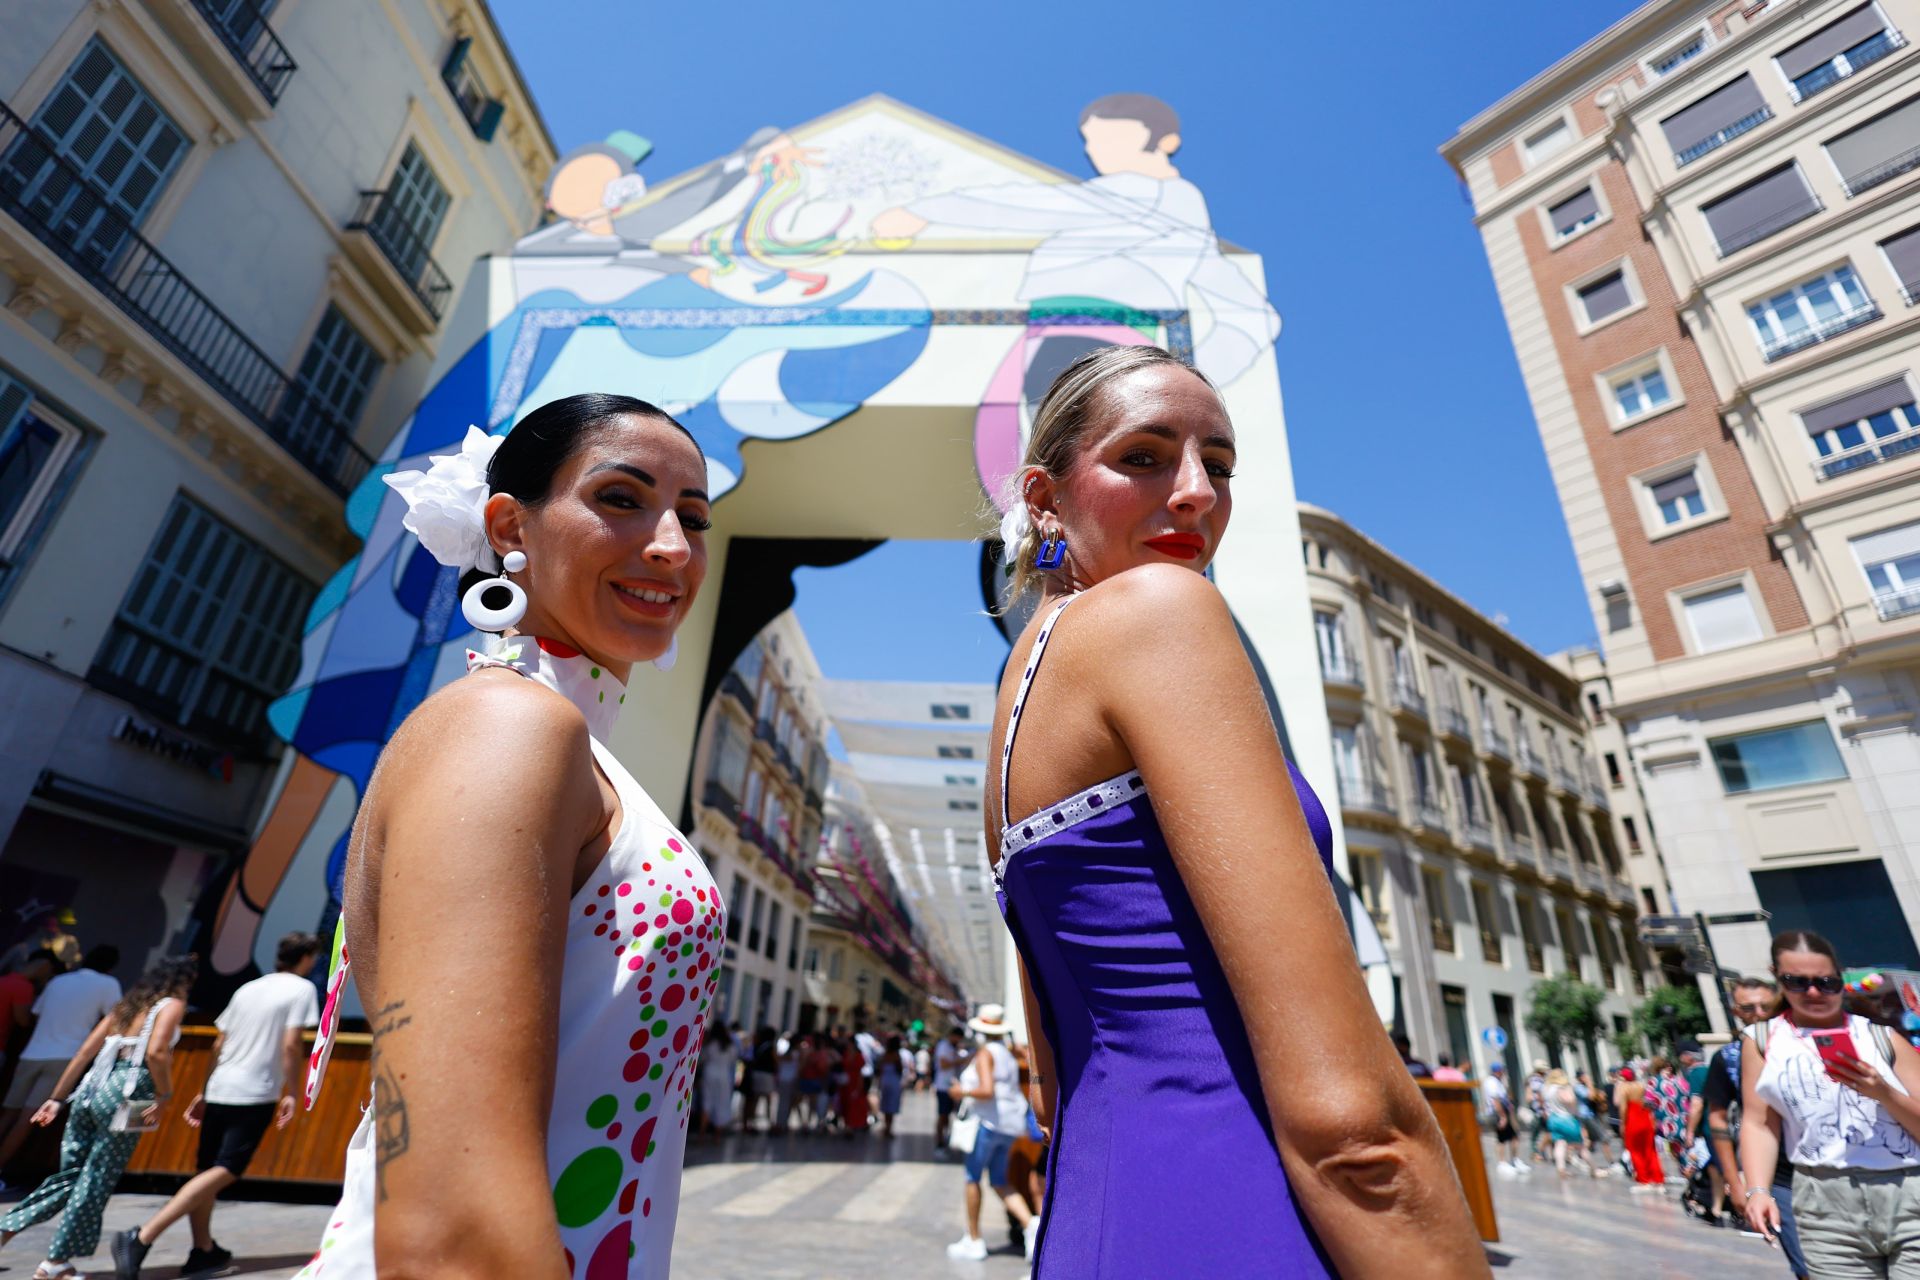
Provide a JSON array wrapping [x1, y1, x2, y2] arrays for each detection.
[[462, 549, 527, 633], [653, 637, 678, 672]]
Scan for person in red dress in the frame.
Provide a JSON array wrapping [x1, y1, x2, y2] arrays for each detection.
[[839, 1041, 870, 1133], [1615, 1067, 1667, 1190]]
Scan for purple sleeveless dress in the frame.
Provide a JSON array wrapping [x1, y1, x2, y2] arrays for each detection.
[[994, 596, 1337, 1277]]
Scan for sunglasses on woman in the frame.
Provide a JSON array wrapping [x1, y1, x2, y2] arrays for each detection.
[[1778, 974, 1844, 995]]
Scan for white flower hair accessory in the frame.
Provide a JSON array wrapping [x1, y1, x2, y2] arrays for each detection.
[[382, 425, 504, 572], [998, 502, 1032, 549], [602, 172, 647, 209]]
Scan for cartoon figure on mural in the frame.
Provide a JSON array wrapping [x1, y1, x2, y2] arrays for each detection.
[[200, 96, 1293, 1015], [870, 93, 1280, 510]]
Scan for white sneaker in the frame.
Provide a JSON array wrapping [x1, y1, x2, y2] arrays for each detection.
[[946, 1235, 988, 1262], [1629, 1183, 1661, 1194], [1495, 1162, 1518, 1179], [1511, 1160, 1532, 1176], [1024, 1218, 1040, 1257]]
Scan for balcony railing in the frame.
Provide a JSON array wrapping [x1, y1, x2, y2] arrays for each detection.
[[1875, 585, 1920, 621], [1440, 705, 1473, 742], [1843, 143, 1920, 197], [1463, 820, 1495, 853], [191, 0, 297, 103], [1524, 941, 1545, 974], [1675, 106, 1772, 166], [1481, 724, 1510, 761], [1716, 195, 1823, 257], [1415, 801, 1448, 832], [1815, 422, 1920, 479], [772, 740, 802, 784], [1790, 30, 1907, 101], [718, 670, 753, 709], [1335, 772, 1396, 816], [1480, 929, 1502, 964], [1555, 764, 1582, 793], [1544, 848, 1576, 881], [1506, 831, 1536, 864], [1391, 679, 1428, 718], [344, 189, 452, 321], [753, 717, 778, 746], [1760, 300, 1880, 361], [1519, 747, 1548, 781], [1319, 654, 1364, 687], [701, 779, 740, 825], [1430, 918, 1455, 953], [0, 99, 371, 496]]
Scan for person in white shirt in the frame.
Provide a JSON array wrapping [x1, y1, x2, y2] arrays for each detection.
[[945, 1005, 1037, 1263], [0, 946, 121, 1176], [111, 933, 321, 1280], [933, 1027, 968, 1150]]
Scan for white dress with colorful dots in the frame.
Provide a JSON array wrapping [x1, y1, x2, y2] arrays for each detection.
[[297, 636, 725, 1279]]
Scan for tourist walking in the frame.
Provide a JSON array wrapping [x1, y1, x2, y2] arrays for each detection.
[[1574, 1070, 1612, 1169], [1704, 973, 1806, 1276], [112, 932, 322, 1279], [1543, 1069, 1589, 1178], [1741, 930, 1920, 1276], [985, 345, 1485, 1276], [293, 395, 724, 1278], [699, 1021, 739, 1135], [773, 1032, 800, 1134], [798, 1035, 831, 1131], [1526, 1061, 1550, 1163], [1616, 1066, 1666, 1191], [0, 950, 58, 1138], [0, 955, 194, 1280], [1486, 1061, 1528, 1176], [933, 1027, 967, 1151], [839, 1038, 870, 1134], [878, 1034, 905, 1138], [0, 947, 122, 1177], [746, 1027, 778, 1131], [1646, 1055, 1690, 1174], [944, 1004, 1037, 1263]]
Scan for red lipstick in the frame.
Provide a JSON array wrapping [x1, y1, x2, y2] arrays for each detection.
[[1144, 533, 1204, 561]]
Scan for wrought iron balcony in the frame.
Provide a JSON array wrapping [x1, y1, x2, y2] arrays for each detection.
[[1481, 724, 1511, 761], [1716, 194, 1823, 257], [1463, 820, 1495, 853], [1543, 847, 1576, 882], [753, 717, 778, 746], [1519, 746, 1549, 781], [1440, 705, 1473, 742], [1430, 917, 1455, 953], [1760, 300, 1879, 361], [717, 670, 753, 710], [1335, 772, 1396, 816], [773, 740, 801, 784], [1319, 653, 1364, 687], [190, 0, 297, 103], [1524, 941, 1546, 974], [1391, 678, 1428, 718], [1843, 143, 1920, 197], [0, 99, 371, 496], [1675, 106, 1772, 166], [701, 779, 740, 825], [1415, 800, 1448, 832], [344, 189, 452, 321], [1555, 764, 1582, 793], [1815, 423, 1920, 479], [1789, 30, 1906, 101], [1875, 586, 1920, 621], [1505, 831, 1536, 864]]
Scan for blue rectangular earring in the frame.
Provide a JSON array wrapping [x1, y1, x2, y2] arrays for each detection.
[[1034, 535, 1067, 571]]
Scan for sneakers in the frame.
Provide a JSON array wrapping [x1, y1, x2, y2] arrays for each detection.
[[110, 1227, 150, 1279], [182, 1243, 233, 1277], [1507, 1159, 1532, 1176], [1023, 1217, 1040, 1258], [945, 1235, 988, 1262], [1495, 1161, 1518, 1179]]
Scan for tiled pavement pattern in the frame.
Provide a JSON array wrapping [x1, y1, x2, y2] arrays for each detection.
[[0, 1093, 1785, 1277]]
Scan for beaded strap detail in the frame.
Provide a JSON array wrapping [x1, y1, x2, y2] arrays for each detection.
[[996, 769, 1146, 885]]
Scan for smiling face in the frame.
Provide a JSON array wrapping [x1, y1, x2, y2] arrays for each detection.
[[1776, 947, 1845, 1025], [489, 414, 710, 681], [1037, 363, 1234, 586]]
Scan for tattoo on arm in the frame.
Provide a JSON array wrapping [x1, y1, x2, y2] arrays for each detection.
[[371, 1001, 411, 1202]]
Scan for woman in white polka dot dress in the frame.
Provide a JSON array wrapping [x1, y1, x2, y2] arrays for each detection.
[[295, 396, 725, 1279]]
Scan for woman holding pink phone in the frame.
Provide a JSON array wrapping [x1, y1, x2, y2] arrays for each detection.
[[1740, 929, 1920, 1275]]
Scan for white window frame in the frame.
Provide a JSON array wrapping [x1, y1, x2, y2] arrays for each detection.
[[1541, 179, 1612, 248], [1746, 263, 1875, 360], [0, 401, 83, 562], [1671, 572, 1771, 654], [1850, 520, 1920, 614], [1632, 452, 1726, 540], [1522, 114, 1576, 168], [1566, 258, 1646, 335], [1645, 23, 1714, 80], [1598, 348, 1685, 429], [1806, 395, 1920, 469], [1774, 4, 1900, 103]]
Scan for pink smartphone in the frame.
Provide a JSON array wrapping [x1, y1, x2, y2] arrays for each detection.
[[1809, 1027, 1860, 1077]]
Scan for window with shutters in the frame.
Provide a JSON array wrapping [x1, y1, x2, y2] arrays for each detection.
[[7, 40, 189, 265], [1546, 186, 1603, 242], [1702, 164, 1821, 257], [1571, 266, 1638, 330], [0, 370, 83, 563], [1350, 850, 1390, 940], [89, 494, 314, 747], [1747, 265, 1878, 362], [1678, 580, 1766, 653], [1661, 74, 1772, 166], [1884, 226, 1920, 305], [1422, 867, 1454, 954], [367, 143, 450, 282], [1522, 118, 1573, 166], [1826, 95, 1920, 196], [278, 306, 381, 474], [1775, 4, 1903, 102], [1851, 521, 1920, 620], [440, 38, 505, 141], [1632, 455, 1722, 538], [1800, 374, 1920, 478]]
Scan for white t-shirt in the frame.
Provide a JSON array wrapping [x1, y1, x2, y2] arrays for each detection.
[[22, 968, 121, 1061], [961, 1041, 1028, 1134], [1483, 1074, 1512, 1120], [1753, 1014, 1919, 1172], [205, 971, 320, 1105], [934, 1038, 965, 1090]]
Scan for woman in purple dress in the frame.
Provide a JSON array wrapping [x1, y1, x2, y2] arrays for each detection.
[[987, 346, 1486, 1277]]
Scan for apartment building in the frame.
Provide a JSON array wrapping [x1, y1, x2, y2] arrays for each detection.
[[0, 0, 550, 965], [1303, 505, 1656, 1077], [689, 611, 831, 1036], [1444, 0, 1920, 978]]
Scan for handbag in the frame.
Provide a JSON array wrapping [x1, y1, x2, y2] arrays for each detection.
[[947, 1100, 980, 1154], [107, 1001, 166, 1133]]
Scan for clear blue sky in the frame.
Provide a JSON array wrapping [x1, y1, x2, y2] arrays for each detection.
[[490, 0, 1639, 684]]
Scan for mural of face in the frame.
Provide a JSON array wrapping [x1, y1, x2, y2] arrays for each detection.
[[492, 415, 711, 681], [1041, 364, 1234, 585], [1079, 115, 1179, 179], [547, 151, 625, 235]]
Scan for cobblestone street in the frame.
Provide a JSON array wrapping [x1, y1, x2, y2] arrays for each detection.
[[0, 1092, 1792, 1278]]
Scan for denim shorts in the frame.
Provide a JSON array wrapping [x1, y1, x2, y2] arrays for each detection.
[[964, 1125, 1017, 1186]]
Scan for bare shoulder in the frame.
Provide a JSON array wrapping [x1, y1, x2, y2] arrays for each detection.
[[380, 670, 593, 791], [1067, 565, 1238, 664]]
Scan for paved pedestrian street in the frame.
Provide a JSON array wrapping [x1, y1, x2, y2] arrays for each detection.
[[0, 1094, 1788, 1277]]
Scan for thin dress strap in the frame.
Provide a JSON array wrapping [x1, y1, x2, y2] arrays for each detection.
[[999, 595, 1077, 834]]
